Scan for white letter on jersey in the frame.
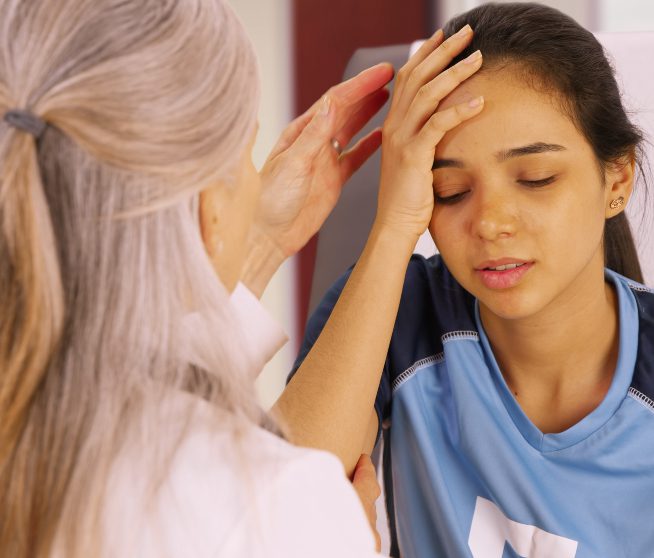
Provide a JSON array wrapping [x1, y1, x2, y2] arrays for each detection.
[[468, 497, 578, 557]]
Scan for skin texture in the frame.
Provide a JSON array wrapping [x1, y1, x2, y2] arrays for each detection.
[[430, 67, 634, 432]]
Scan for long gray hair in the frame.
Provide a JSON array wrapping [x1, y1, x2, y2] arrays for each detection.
[[0, 0, 264, 555]]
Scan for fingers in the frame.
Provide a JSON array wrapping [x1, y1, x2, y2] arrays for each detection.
[[291, 96, 335, 160], [352, 454, 381, 499], [352, 453, 382, 551], [329, 62, 394, 107], [406, 49, 483, 130], [333, 87, 389, 147], [391, 24, 474, 120], [390, 28, 445, 111], [268, 63, 393, 161], [417, 95, 485, 148], [267, 109, 315, 159]]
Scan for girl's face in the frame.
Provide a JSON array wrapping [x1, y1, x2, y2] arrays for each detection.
[[429, 68, 631, 321]]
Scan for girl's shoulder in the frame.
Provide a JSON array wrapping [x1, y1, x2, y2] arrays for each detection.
[[393, 253, 477, 339]]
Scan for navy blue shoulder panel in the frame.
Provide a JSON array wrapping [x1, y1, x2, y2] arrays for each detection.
[[385, 254, 476, 384], [630, 287, 654, 401]]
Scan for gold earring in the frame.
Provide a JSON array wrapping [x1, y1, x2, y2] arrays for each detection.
[[609, 196, 625, 210]]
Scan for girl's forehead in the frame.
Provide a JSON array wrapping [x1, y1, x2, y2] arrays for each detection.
[[436, 69, 587, 158], [440, 67, 561, 116]]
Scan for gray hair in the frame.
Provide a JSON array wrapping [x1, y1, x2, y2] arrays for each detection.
[[0, 0, 264, 555]]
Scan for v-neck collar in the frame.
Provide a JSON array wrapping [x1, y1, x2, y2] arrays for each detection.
[[474, 269, 639, 453]]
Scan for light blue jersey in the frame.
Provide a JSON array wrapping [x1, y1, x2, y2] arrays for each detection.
[[292, 255, 654, 558]]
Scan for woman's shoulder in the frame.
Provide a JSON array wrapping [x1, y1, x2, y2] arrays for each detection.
[[103, 391, 378, 557]]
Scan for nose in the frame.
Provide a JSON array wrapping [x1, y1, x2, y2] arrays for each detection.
[[470, 188, 518, 241]]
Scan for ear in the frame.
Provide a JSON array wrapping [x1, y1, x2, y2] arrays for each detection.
[[604, 155, 635, 218]]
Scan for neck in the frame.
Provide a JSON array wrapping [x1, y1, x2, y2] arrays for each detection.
[[479, 260, 620, 432]]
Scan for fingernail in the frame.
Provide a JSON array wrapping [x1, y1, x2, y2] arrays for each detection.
[[319, 96, 331, 117], [468, 96, 484, 108], [432, 28, 444, 40], [457, 24, 473, 38], [463, 50, 482, 64]]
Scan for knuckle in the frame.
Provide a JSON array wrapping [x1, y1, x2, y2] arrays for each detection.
[[407, 64, 427, 87], [447, 64, 463, 81], [437, 41, 453, 58], [442, 66, 460, 87], [382, 127, 396, 145], [417, 81, 434, 100], [453, 104, 467, 121], [325, 93, 341, 112], [427, 114, 443, 132], [386, 131, 403, 150], [404, 71, 419, 92], [439, 36, 458, 55]]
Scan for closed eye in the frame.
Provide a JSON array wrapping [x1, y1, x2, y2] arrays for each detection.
[[518, 176, 556, 187], [435, 191, 469, 205]]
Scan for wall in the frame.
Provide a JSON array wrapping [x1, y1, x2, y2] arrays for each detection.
[[226, 0, 297, 409]]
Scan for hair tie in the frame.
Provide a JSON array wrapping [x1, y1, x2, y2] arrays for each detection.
[[3, 109, 47, 138]]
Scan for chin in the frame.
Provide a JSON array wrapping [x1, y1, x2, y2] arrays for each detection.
[[473, 285, 549, 322]]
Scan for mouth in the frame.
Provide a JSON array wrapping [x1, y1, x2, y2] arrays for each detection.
[[475, 259, 534, 289], [482, 262, 528, 271]]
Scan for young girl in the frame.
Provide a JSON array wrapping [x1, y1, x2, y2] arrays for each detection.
[[278, 3, 654, 556]]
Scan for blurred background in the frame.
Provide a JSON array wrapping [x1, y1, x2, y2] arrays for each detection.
[[226, 0, 654, 409]]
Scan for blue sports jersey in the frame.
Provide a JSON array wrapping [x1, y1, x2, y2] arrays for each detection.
[[291, 255, 654, 558]]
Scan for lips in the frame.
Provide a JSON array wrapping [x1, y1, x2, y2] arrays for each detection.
[[475, 259, 534, 289]]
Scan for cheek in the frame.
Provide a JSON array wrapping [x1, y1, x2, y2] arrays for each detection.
[[428, 207, 468, 262], [547, 182, 606, 250]]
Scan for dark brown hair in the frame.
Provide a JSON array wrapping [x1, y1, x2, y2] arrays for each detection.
[[443, 2, 648, 282]]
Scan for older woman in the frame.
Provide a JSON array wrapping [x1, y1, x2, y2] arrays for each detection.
[[0, 0, 395, 556]]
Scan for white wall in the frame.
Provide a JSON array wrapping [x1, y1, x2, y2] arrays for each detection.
[[599, 0, 654, 31], [438, 0, 654, 34], [438, 0, 597, 25], [227, 0, 297, 409]]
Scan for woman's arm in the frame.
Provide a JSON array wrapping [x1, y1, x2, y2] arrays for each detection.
[[274, 25, 485, 475]]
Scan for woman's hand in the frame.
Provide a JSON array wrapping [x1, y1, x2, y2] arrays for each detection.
[[374, 25, 484, 242], [241, 63, 394, 297], [351, 454, 382, 552]]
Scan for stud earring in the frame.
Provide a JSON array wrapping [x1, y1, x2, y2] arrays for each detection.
[[609, 196, 625, 210]]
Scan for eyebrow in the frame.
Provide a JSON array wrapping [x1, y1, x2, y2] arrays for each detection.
[[432, 142, 567, 170]]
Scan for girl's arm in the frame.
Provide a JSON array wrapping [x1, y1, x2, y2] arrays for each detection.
[[274, 24, 485, 475], [274, 222, 416, 474]]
